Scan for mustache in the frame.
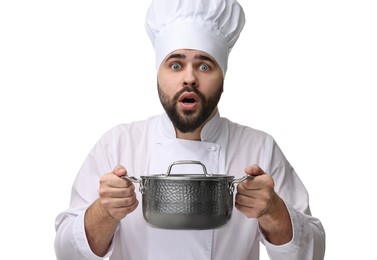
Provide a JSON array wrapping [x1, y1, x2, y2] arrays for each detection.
[[173, 86, 205, 102]]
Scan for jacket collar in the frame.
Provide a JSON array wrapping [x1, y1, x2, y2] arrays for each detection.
[[157, 108, 223, 143]]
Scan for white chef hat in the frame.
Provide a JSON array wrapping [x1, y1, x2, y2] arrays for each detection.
[[145, 0, 245, 76]]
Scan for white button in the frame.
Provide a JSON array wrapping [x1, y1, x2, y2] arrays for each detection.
[[208, 146, 217, 151]]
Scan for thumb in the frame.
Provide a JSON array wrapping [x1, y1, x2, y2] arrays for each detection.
[[113, 165, 127, 177], [244, 164, 265, 177]]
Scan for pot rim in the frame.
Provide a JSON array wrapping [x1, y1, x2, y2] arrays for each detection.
[[122, 160, 253, 192], [140, 174, 234, 181]]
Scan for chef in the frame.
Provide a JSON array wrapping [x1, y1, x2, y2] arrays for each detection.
[[54, 0, 326, 259]]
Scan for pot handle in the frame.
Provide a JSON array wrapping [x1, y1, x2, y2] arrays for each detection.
[[229, 175, 254, 193], [165, 160, 212, 177], [121, 175, 144, 193]]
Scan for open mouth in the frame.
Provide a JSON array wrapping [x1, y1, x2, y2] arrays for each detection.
[[178, 93, 200, 109], [179, 93, 199, 103], [182, 97, 196, 104]]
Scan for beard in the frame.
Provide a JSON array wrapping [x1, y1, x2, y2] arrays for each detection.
[[158, 83, 223, 133]]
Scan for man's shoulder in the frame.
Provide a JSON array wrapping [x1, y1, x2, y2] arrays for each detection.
[[222, 117, 272, 139], [114, 114, 161, 129], [103, 114, 162, 138]]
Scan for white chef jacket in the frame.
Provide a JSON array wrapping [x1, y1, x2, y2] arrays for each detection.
[[55, 110, 325, 260]]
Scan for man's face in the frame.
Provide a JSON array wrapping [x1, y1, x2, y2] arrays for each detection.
[[157, 49, 224, 133]]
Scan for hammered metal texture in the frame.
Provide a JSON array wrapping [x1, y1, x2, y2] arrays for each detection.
[[142, 178, 233, 229]]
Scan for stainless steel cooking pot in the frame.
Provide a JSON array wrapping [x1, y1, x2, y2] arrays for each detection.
[[123, 160, 251, 230]]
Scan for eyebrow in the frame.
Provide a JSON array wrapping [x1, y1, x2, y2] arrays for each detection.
[[165, 54, 186, 62], [194, 54, 215, 63], [164, 53, 215, 64]]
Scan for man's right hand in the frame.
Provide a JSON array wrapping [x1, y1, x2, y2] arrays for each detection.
[[98, 165, 139, 220], [84, 165, 138, 257]]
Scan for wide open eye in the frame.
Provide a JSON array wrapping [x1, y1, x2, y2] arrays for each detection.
[[199, 64, 210, 72], [170, 62, 182, 71]]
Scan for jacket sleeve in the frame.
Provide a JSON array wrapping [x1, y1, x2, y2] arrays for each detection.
[[54, 209, 115, 260], [260, 137, 326, 260], [54, 129, 118, 260]]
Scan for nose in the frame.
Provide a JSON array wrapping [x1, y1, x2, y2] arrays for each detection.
[[183, 67, 197, 87]]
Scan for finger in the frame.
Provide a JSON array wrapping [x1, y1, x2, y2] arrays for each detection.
[[112, 165, 137, 187], [100, 172, 133, 189], [236, 192, 256, 206], [234, 194, 259, 218], [100, 184, 135, 199], [244, 164, 265, 177], [102, 194, 138, 209], [235, 193, 270, 218], [113, 165, 127, 177], [235, 203, 262, 219], [103, 198, 139, 220], [112, 165, 135, 187], [239, 173, 274, 191], [239, 165, 266, 189], [236, 183, 259, 195], [236, 192, 270, 208]]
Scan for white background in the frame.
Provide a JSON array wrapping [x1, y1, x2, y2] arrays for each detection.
[[1, 0, 376, 259]]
